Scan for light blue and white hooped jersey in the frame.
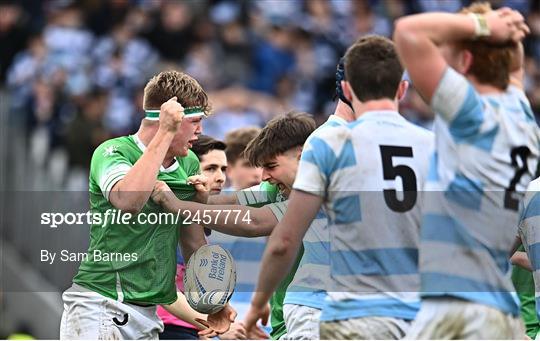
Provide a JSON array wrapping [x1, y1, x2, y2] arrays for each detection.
[[294, 110, 434, 322], [518, 178, 540, 322], [420, 67, 540, 316], [283, 115, 347, 309]]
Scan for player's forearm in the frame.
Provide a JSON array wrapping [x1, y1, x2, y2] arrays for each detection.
[[162, 196, 272, 237], [207, 193, 239, 205], [252, 190, 323, 307], [393, 13, 475, 103], [110, 129, 175, 214], [510, 43, 525, 89], [252, 224, 300, 308], [163, 292, 207, 330], [180, 223, 207, 262], [394, 13, 476, 47]]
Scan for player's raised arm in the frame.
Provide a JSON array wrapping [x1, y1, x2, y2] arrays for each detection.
[[393, 8, 528, 104], [179, 222, 208, 262], [207, 193, 239, 205], [245, 189, 322, 333], [510, 42, 525, 90], [108, 97, 184, 214]]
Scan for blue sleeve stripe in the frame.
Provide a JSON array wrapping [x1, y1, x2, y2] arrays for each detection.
[[336, 139, 357, 170], [519, 98, 536, 122], [331, 248, 418, 276], [522, 192, 540, 220], [302, 136, 357, 179], [527, 242, 540, 271], [449, 86, 484, 140], [302, 137, 337, 179]]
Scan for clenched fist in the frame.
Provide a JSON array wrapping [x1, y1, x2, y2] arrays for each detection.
[[151, 180, 174, 206], [159, 96, 184, 133]]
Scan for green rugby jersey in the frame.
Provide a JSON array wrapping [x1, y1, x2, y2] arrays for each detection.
[[73, 135, 200, 305], [237, 181, 281, 208], [512, 245, 540, 338], [266, 201, 303, 340]]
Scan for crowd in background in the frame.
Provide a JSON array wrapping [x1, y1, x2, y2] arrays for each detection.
[[1, 0, 540, 189]]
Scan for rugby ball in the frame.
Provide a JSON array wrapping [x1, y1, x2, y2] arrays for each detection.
[[184, 244, 236, 314]]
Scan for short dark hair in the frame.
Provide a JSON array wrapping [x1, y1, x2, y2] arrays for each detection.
[[344, 35, 403, 102], [244, 111, 316, 167], [191, 135, 226, 161], [224, 127, 261, 165]]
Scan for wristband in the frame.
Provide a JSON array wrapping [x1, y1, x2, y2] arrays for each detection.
[[468, 13, 490, 38]]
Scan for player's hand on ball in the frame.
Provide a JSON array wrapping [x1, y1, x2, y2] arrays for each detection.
[[159, 96, 184, 133], [196, 304, 236, 337], [244, 302, 270, 340], [151, 181, 174, 206]]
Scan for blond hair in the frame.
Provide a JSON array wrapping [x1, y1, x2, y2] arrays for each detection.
[[143, 70, 211, 113]]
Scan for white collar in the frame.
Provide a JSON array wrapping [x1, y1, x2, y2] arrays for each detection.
[[355, 110, 404, 122], [131, 135, 179, 173], [327, 115, 348, 125]]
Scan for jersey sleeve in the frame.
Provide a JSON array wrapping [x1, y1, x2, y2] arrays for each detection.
[[518, 179, 540, 272], [293, 134, 334, 196], [90, 140, 133, 201], [265, 200, 289, 222], [236, 181, 279, 207], [431, 67, 485, 140]]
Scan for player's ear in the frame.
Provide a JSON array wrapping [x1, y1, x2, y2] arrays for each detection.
[[342, 81, 354, 103], [460, 50, 474, 75], [296, 147, 303, 161], [396, 80, 409, 101]]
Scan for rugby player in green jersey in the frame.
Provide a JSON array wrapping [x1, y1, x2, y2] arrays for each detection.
[[60, 71, 235, 340], [152, 110, 348, 339]]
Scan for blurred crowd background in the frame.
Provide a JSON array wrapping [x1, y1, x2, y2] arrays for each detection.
[[1, 0, 540, 191]]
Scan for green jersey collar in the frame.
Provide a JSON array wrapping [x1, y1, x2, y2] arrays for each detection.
[[131, 135, 179, 173]]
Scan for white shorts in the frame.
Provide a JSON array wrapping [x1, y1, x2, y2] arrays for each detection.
[[405, 298, 525, 339], [320, 316, 410, 340], [282, 304, 321, 340], [60, 284, 164, 340]]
